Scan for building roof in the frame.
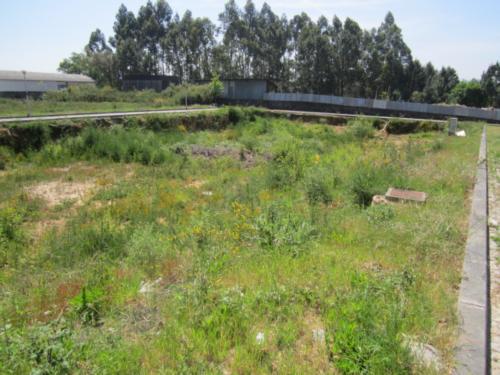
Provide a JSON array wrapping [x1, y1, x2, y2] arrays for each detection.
[[0, 70, 94, 83]]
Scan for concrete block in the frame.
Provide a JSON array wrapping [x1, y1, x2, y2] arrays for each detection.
[[449, 117, 458, 135]]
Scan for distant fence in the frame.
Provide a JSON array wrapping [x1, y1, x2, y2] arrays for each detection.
[[258, 92, 500, 123]]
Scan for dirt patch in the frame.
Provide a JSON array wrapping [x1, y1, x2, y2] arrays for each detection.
[[33, 218, 66, 238], [48, 163, 97, 175], [49, 166, 71, 173], [27, 180, 95, 207], [293, 311, 332, 373], [176, 145, 263, 167], [186, 179, 206, 189]]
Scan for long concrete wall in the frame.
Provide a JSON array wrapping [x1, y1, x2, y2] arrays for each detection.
[[258, 92, 500, 123]]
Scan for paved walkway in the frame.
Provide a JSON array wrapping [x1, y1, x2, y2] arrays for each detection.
[[490, 131, 500, 373]]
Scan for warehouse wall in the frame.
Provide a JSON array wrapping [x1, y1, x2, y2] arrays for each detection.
[[0, 80, 94, 95], [223, 80, 268, 101]]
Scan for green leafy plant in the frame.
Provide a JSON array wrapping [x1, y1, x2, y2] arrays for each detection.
[[267, 141, 305, 189], [70, 286, 104, 326], [347, 119, 375, 140], [254, 201, 315, 256], [0, 321, 82, 374], [304, 166, 339, 205]]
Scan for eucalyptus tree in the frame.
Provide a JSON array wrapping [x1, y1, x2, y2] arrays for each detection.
[[218, 0, 246, 77], [162, 11, 216, 82], [111, 4, 142, 76], [481, 62, 500, 107], [375, 12, 412, 99], [333, 17, 363, 96], [359, 29, 383, 98], [60, 0, 470, 103], [255, 3, 290, 83], [59, 29, 117, 87], [137, 0, 173, 74]]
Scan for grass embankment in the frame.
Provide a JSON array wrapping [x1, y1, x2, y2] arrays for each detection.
[[0, 100, 208, 117], [0, 83, 216, 117], [0, 111, 484, 373]]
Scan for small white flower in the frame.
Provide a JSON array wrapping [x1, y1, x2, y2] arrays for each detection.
[[256, 332, 265, 344]]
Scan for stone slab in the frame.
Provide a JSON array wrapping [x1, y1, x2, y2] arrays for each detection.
[[384, 188, 427, 203]]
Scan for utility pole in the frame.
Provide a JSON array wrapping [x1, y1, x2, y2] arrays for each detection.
[[184, 70, 188, 110]]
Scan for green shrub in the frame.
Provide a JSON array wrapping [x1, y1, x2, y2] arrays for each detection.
[[254, 200, 315, 256], [42, 82, 219, 106], [350, 161, 408, 207], [0, 146, 12, 170], [430, 138, 445, 152], [347, 118, 375, 140], [267, 141, 305, 189], [366, 204, 395, 223], [325, 274, 413, 374], [61, 126, 173, 165], [304, 166, 338, 205], [0, 207, 25, 267], [70, 286, 104, 326], [228, 107, 245, 124], [386, 120, 443, 134], [2, 123, 52, 152], [126, 225, 167, 274], [0, 321, 83, 374]]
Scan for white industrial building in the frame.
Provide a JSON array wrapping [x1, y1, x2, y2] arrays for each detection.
[[0, 70, 94, 98]]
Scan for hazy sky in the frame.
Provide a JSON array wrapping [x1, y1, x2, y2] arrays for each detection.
[[1, 0, 498, 80]]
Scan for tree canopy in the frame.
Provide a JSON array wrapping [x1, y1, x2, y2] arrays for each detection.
[[59, 0, 499, 107]]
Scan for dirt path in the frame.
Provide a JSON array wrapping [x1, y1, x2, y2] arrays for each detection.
[[490, 136, 500, 372]]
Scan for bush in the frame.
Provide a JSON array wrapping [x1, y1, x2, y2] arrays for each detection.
[[350, 161, 408, 207], [347, 118, 375, 140], [1, 123, 52, 152], [126, 225, 167, 274], [449, 80, 488, 108], [366, 204, 395, 223], [70, 286, 104, 326], [63, 126, 173, 165], [0, 146, 12, 170], [385, 120, 443, 134], [254, 200, 315, 256], [0, 207, 25, 267], [267, 141, 305, 189], [42, 82, 219, 106], [304, 166, 338, 205], [0, 321, 83, 374], [228, 107, 245, 124], [325, 274, 413, 374]]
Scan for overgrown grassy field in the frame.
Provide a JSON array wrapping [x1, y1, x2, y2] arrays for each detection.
[[0, 84, 215, 117], [0, 111, 486, 373], [0, 99, 207, 117]]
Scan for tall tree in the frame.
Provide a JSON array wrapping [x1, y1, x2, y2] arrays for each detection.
[[375, 12, 412, 99], [481, 62, 500, 107], [60, 0, 472, 103], [111, 4, 141, 77]]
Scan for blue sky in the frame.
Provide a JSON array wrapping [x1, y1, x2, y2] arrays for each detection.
[[1, 0, 498, 80]]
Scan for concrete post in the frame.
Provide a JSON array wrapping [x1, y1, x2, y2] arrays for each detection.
[[448, 117, 458, 135]]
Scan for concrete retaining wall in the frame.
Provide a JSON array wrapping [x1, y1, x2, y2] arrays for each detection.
[[454, 127, 489, 374]]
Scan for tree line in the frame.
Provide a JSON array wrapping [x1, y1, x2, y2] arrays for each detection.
[[59, 0, 499, 107]]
